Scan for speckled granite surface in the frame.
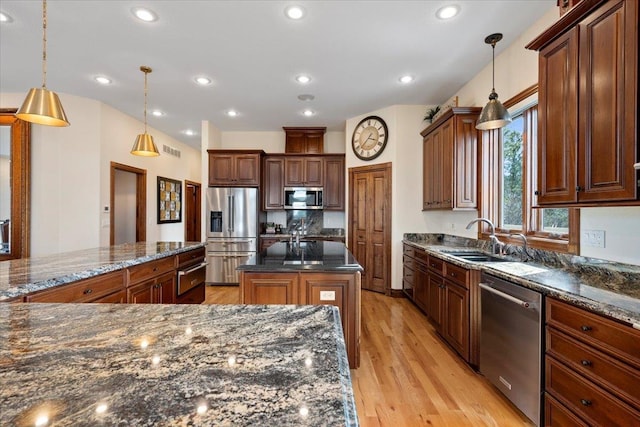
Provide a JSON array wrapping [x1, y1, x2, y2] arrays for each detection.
[[239, 241, 363, 272], [0, 242, 206, 301], [0, 303, 358, 426], [404, 234, 640, 327]]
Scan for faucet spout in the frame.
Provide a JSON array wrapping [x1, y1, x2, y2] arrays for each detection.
[[510, 233, 531, 262], [466, 218, 502, 255]]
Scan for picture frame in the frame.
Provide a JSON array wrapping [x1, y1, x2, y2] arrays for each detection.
[[157, 176, 182, 224]]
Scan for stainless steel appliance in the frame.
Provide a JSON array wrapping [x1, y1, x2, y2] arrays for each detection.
[[206, 187, 257, 284], [177, 260, 207, 302], [284, 187, 323, 210], [479, 272, 543, 426]]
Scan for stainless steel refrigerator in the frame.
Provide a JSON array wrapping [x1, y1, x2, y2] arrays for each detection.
[[206, 187, 258, 284]]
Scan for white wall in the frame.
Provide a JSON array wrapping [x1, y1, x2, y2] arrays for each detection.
[[0, 92, 202, 256], [219, 130, 346, 153]]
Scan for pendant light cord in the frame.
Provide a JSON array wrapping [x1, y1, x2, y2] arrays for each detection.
[[42, 0, 47, 89], [143, 69, 148, 134], [491, 41, 495, 92]]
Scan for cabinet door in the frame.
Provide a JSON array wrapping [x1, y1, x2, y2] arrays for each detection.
[[427, 271, 444, 331], [454, 116, 478, 209], [577, 0, 637, 202], [439, 119, 454, 209], [156, 272, 176, 304], [128, 280, 155, 304], [92, 290, 127, 303], [285, 132, 306, 153], [422, 134, 434, 209], [304, 157, 324, 187], [323, 156, 345, 210], [431, 128, 443, 207], [234, 154, 260, 186], [263, 157, 285, 210], [284, 158, 305, 186], [414, 261, 429, 312], [537, 28, 579, 204], [242, 273, 299, 304], [25, 270, 124, 303], [208, 154, 236, 186], [443, 281, 470, 360], [305, 134, 324, 154]]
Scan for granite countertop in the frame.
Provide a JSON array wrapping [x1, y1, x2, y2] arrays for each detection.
[[0, 241, 206, 301], [239, 241, 362, 272], [403, 236, 640, 328], [260, 233, 346, 240], [0, 303, 358, 426]]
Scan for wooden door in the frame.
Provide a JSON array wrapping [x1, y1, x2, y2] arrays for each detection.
[[157, 272, 176, 304], [422, 134, 433, 209], [323, 156, 345, 210], [454, 116, 479, 209], [234, 154, 261, 186], [263, 157, 285, 210], [241, 272, 299, 304], [304, 157, 324, 186], [443, 281, 469, 360], [427, 271, 444, 331], [284, 158, 305, 186], [110, 162, 147, 245], [440, 119, 454, 209], [127, 281, 154, 304], [349, 163, 391, 294], [184, 180, 201, 242], [208, 154, 235, 185]]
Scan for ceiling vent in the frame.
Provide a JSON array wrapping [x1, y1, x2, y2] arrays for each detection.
[[162, 144, 181, 158]]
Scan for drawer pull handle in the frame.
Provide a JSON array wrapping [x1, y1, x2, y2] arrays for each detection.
[[581, 325, 592, 332], [449, 272, 456, 277], [581, 359, 592, 366], [83, 289, 93, 295], [580, 399, 591, 407], [153, 267, 158, 272]]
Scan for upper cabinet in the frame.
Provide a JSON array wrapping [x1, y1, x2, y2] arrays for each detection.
[[323, 155, 345, 211], [527, 0, 638, 206], [208, 150, 263, 187], [283, 127, 326, 154], [421, 107, 481, 210], [284, 156, 323, 187], [263, 156, 285, 209]]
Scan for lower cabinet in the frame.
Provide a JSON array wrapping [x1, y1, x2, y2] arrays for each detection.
[[240, 270, 361, 368], [127, 271, 176, 304], [25, 270, 126, 303]]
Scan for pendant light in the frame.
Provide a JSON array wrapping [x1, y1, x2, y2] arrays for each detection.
[[16, 0, 70, 127], [131, 66, 160, 157], [476, 33, 511, 131]]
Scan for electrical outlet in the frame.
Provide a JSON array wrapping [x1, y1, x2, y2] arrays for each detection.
[[583, 229, 605, 248]]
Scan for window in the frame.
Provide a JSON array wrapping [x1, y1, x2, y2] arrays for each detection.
[[480, 85, 579, 253]]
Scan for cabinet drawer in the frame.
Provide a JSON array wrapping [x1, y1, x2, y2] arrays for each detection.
[[403, 245, 415, 258], [403, 255, 414, 269], [403, 266, 414, 285], [427, 256, 444, 274], [546, 356, 640, 427], [177, 247, 206, 266], [26, 270, 125, 303], [546, 298, 640, 369], [547, 327, 640, 408], [545, 393, 589, 427], [127, 256, 175, 285], [444, 262, 469, 288], [414, 249, 428, 264]]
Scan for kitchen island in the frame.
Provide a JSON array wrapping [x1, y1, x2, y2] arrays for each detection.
[[0, 302, 358, 426], [238, 241, 363, 368]]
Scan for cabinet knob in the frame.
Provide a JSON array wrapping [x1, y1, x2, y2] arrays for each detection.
[[576, 186, 583, 192], [534, 190, 539, 196], [580, 399, 592, 407], [83, 288, 93, 295], [581, 359, 592, 367], [581, 325, 592, 332]]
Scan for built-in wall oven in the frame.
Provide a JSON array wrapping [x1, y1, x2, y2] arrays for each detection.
[[206, 187, 258, 285]]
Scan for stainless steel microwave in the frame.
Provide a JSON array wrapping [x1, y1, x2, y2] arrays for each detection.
[[284, 187, 323, 210]]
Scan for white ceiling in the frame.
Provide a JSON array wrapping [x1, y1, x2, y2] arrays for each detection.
[[0, 1, 555, 149]]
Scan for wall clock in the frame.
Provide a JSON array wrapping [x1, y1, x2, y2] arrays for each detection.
[[351, 115, 388, 161]]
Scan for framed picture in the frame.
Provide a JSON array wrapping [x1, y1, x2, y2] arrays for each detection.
[[157, 176, 182, 224]]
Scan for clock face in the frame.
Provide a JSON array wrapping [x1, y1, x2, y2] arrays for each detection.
[[352, 116, 388, 160]]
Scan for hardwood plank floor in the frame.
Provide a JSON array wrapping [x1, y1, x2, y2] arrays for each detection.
[[204, 285, 533, 426]]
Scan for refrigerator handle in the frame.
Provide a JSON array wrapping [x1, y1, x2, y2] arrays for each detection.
[[229, 195, 235, 232]]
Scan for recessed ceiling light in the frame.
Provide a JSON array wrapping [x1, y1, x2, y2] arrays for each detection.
[[285, 5, 305, 20], [94, 76, 112, 85], [295, 75, 311, 84], [297, 94, 315, 101], [0, 12, 14, 23], [399, 75, 414, 84], [302, 109, 314, 117], [183, 129, 196, 136], [132, 7, 158, 22], [151, 110, 164, 117], [194, 76, 211, 85], [227, 110, 238, 117], [436, 5, 460, 20]]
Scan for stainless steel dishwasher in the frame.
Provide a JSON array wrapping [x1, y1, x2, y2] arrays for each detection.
[[479, 272, 543, 426]]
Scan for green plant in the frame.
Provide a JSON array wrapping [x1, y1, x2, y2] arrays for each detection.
[[424, 106, 440, 122]]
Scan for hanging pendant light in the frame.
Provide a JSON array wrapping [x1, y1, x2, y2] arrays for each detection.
[[131, 66, 160, 157], [476, 33, 511, 131], [16, 0, 69, 127]]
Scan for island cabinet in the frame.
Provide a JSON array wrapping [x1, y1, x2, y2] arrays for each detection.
[[527, 0, 638, 206], [283, 127, 326, 154], [421, 107, 480, 210], [126, 256, 176, 304], [208, 150, 263, 187], [544, 297, 640, 426], [175, 246, 207, 304], [284, 156, 323, 187], [240, 270, 361, 368], [262, 156, 285, 210], [25, 270, 126, 303]]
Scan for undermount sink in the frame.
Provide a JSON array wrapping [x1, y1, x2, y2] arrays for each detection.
[[442, 251, 511, 263], [283, 260, 324, 265]]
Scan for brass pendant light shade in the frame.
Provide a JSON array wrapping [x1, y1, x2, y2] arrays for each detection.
[[16, 0, 70, 127], [476, 33, 511, 131], [131, 66, 159, 157]]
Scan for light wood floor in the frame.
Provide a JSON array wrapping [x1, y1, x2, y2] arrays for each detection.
[[204, 285, 533, 427]]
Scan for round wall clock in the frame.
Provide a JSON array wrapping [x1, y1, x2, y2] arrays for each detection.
[[351, 115, 388, 161]]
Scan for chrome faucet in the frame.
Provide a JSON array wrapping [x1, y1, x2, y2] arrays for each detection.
[[300, 218, 305, 236], [510, 233, 531, 262], [466, 218, 503, 255]]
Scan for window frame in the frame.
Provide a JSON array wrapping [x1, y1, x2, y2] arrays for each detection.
[[478, 84, 580, 254]]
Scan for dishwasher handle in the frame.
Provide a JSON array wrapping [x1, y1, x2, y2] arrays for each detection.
[[479, 282, 530, 308], [178, 261, 208, 276]]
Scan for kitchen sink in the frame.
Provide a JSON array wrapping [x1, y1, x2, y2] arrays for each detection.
[[441, 251, 511, 263], [283, 260, 324, 265]]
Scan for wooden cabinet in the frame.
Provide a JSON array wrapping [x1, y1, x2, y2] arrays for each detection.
[[283, 127, 325, 154], [544, 297, 640, 425], [413, 251, 429, 313], [528, 0, 638, 206], [176, 247, 206, 304], [558, 0, 584, 16], [263, 157, 285, 210], [25, 270, 125, 303], [208, 150, 262, 187], [240, 270, 361, 368], [323, 155, 345, 210], [402, 245, 415, 299], [127, 271, 176, 304], [421, 107, 480, 210], [284, 156, 323, 187]]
